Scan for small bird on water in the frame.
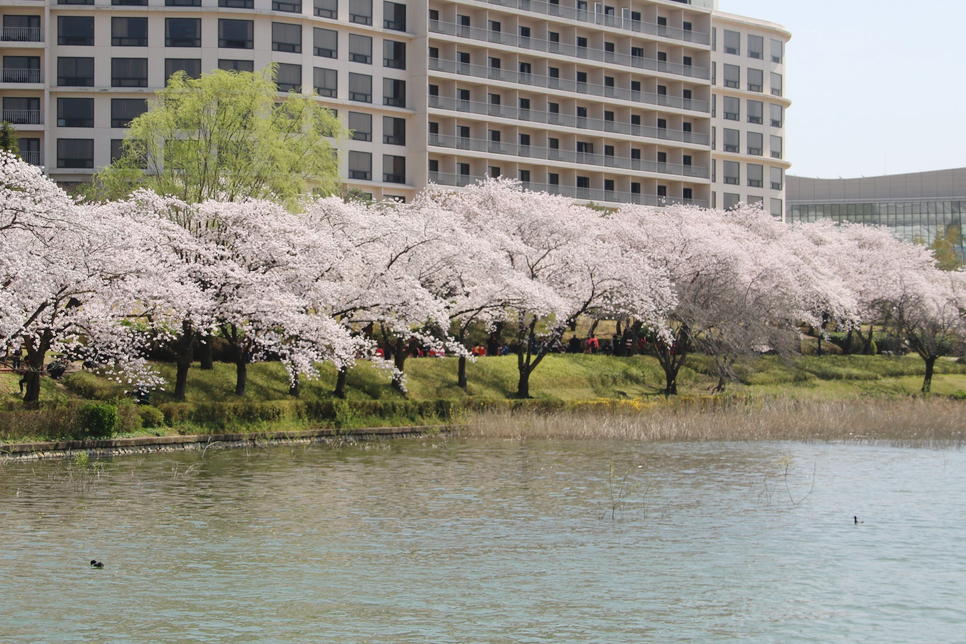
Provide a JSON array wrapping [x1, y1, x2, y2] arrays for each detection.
[[854, 516, 863, 525], [90, 560, 104, 568]]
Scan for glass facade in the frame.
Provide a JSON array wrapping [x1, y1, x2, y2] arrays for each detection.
[[787, 199, 966, 258]]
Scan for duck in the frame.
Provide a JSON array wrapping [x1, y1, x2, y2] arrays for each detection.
[[853, 516, 863, 525], [90, 560, 104, 568]]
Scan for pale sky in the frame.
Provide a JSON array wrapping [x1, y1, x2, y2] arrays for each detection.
[[720, 0, 966, 179]]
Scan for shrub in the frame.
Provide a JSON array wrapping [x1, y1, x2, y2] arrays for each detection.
[[79, 403, 117, 438], [139, 405, 165, 428], [63, 371, 126, 400]]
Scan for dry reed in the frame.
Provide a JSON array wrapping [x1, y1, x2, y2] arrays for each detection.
[[455, 397, 966, 445]]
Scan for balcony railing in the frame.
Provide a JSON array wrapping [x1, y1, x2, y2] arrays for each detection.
[[478, 0, 711, 46], [430, 20, 708, 80], [428, 172, 708, 208], [19, 150, 42, 166], [1, 68, 43, 83], [1, 109, 42, 124], [429, 95, 708, 146], [1, 27, 43, 42], [430, 58, 708, 113], [429, 133, 709, 179]]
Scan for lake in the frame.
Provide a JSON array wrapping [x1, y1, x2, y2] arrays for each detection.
[[1, 438, 964, 642]]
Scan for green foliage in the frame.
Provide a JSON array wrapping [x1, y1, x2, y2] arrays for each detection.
[[79, 403, 117, 438], [0, 121, 19, 155], [63, 371, 127, 400], [928, 225, 963, 272], [138, 405, 165, 428], [91, 65, 347, 204]]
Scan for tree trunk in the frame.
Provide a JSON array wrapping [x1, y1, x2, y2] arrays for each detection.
[[843, 328, 854, 355], [174, 358, 191, 401], [235, 358, 248, 396], [198, 337, 214, 370], [391, 338, 408, 394], [458, 355, 468, 391], [173, 320, 195, 401], [516, 364, 531, 399], [334, 365, 348, 398], [21, 333, 50, 406], [289, 372, 300, 398], [922, 355, 937, 393], [862, 323, 876, 355]]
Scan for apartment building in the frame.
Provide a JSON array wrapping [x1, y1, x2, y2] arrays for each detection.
[[708, 10, 789, 217], [0, 0, 788, 208]]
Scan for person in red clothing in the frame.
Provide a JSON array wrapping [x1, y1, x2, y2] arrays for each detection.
[[585, 336, 599, 354]]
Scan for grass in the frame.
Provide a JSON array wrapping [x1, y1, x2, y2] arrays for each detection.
[[3, 352, 966, 444]]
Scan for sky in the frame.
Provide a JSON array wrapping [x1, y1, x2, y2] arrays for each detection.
[[720, 0, 966, 179]]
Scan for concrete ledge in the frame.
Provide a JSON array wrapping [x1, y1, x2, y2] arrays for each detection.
[[0, 426, 446, 459]]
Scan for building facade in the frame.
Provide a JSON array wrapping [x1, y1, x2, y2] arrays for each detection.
[[0, 0, 788, 207], [787, 169, 966, 257]]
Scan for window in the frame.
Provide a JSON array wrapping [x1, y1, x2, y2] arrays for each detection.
[[577, 141, 593, 157], [3, 14, 40, 44], [747, 100, 763, 124], [577, 176, 590, 190], [548, 173, 559, 187], [112, 58, 148, 87], [166, 18, 201, 48], [577, 71, 588, 88], [657, 151, 667, 164], [348, 34, 372, 63], [489, 166, 501, 179], [747, 131, 762, 156], [519, 133, 530, 150], [220, 0, 253, 7], [384, 155, 405, 183], [748, 163, 763, 188], [383, 116, 405, 145], [273, 0, 301, 12], [683, 188, 693, 200], [315, 0, 337, 19], [59, 0, 94, 3], [723, 161, 739, 185], [771, 72, 782, 97], [771, 198, 783, 217], [165, 59, 201, 81], [724, 193, 740, 210], [276, 63, 301, 92], [428, 46, 438, 60], [313, 67, 336, 97], [58, 16, 94, 46], [113, 0, 146, 5], [770, 103, 783, 128], [520, 62, 532, 79], [723, 30, 739, 55], [384, 40, 405, 69], [219, 20, 254, 49], [348, 151, 371, 180], [110, 138, 125, 163], [723, 64, 739, 89], [748, 34, 763, 59], [605, 145, 615, 158], [384, 2, 406, 31], [770, 135, 782, 159], [605, 179, 615, 193], [520, 26, 531, 40], [631, 148, 640, 160], [219, 59, 254, 72], [771, 39, 783, 64], [348, 72, 371, 102], [110, 98, 146, 128], [349, 111, 372, 141], [314, 28, 337, 58], [112, 17, 148, 47], [549, 31, 560, 51], [458, 163, 470, 177], [519, 169, 530, 184], [489, 129, 501, 152], [771, 166, 783, 190], [58, 98, 94, 127], [657, 185, 667, 197], [723, 96, 739, 121], [748, 68, 763, 92], [57, 138, 94, 168], [723, 128, 738, 153], [273, 23, 302, 53], [350, 0, 372, 25], [383, 78, 405, 107], [57, 57, 92, 86], [2, 97, 40, 124], [657, 51, 667, 63]]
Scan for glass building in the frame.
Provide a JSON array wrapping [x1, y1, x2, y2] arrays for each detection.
[[786, 169, 966, 258]]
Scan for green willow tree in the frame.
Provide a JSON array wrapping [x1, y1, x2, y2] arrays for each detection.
[[91, 65, 348, 399], [94, 65, 347, 204]]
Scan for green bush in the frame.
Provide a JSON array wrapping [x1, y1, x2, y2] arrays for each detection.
[[63, 371, 126, 400], [79, 403, 117, 438], [138, 405, 165, 428]]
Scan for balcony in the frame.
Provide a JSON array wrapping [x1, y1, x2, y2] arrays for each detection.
[[430, 58, 708, 113], [429, 133, 709, 179], [1, 68, 42, 83], [429, 95, 708, 146], [428, 171, 708, 208], [19, 150, 42, 166], [1, 109, 42, 125], [430, 21, 708, 80], [477, 0, 710, 46], [1, 27, 43, 42]]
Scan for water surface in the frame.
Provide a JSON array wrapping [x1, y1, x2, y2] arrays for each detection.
[[1, 438, 963, 642]]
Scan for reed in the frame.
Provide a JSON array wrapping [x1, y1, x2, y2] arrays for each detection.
[[454, 397, 966, 445]]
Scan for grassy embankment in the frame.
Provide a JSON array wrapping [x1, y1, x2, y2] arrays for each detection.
[[3, 352, 966, 445]]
